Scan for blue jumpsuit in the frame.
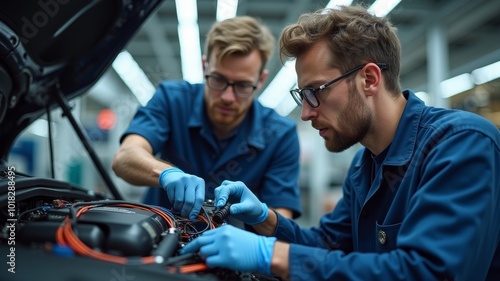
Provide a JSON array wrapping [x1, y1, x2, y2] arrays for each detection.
[[274, 90, 500, 280]]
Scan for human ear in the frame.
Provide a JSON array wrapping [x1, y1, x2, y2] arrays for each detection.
[[256, 69, 269, 89], [202, 55, 208, 73], [361, 63, 382, 96]]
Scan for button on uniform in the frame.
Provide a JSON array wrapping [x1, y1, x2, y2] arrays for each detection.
[[378, 230, 387, 245]]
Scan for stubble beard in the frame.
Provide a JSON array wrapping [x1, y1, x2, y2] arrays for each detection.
[[324, 87, 372, 152]]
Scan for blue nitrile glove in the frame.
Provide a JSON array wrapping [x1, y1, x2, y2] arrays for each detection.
[[214, 180, 268, 225], [180, 225, 277, 275], [158, 167, 205, 220]]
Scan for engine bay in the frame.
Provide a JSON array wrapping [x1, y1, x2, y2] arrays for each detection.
[[0, 176, 278, 281]]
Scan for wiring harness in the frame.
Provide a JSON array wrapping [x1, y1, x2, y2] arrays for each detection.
[[49, 199, 224, 273]]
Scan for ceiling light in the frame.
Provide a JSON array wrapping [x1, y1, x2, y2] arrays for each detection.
[[325, 0, 354, 9], [112, 51, 155, 106], [440, 73, 474, 98], [176, 0, 203, 83], [217, 0, 238, 21], [258, 60, 296, 110], [175, 0, 197, 22], [368, 0, 402, 17], [274, 83, 299, 116], [471, 60, 500, 85]]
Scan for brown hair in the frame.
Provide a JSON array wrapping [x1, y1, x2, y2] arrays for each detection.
[[205, 16, 275, 73], [279, 5, 402, 94]]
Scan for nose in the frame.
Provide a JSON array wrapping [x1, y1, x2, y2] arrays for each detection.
[[300, 102, 317, 121], [220, 85, 237, 102]]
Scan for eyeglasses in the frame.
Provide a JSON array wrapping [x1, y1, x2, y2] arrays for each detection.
[[205, 74, 258, 97], [290, 63, 388, 108]]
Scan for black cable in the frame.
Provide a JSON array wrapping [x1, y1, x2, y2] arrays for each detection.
[[200, 205, 213, 230], [17, 205, 48, 222], [163, 252, 199, 266], [213, 203, 231, 224], [46, 106, 55, 179]]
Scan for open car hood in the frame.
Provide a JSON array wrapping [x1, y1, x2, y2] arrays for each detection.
[[0, 0, 163, 164]]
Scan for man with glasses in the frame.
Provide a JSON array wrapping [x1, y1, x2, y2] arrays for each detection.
[[112, 16, 302, 222], [181, 5, 500, 280]]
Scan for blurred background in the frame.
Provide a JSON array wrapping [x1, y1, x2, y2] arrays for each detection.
[[9, 0, 500, 227]]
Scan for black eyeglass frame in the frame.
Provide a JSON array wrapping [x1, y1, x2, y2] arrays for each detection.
[[204, 74, 258, 97], [290, 63, 388, 108]]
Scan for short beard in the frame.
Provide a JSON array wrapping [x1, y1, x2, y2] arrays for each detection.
[[325, 84, 372, 152]]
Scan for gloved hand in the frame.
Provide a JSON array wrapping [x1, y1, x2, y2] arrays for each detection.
[[214, 180, 268, 225], [180, 225, 277, 275], [158, 167, 205, 220]]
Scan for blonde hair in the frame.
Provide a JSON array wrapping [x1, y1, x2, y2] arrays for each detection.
[[205, 16, 275, 73], [280, 5, 402, 94]]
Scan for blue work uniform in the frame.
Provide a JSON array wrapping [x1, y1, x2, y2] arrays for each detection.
[[273, 90, 500, 280], [121, 80, 302, 218]]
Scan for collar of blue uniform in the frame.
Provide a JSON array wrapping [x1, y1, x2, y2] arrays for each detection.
[[354, 89, 425, 168]]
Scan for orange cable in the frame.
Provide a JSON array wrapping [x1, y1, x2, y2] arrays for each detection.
[[55, 202, 217, 270], [56, 203, 175, 265], [169, 262, 208, 274]]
